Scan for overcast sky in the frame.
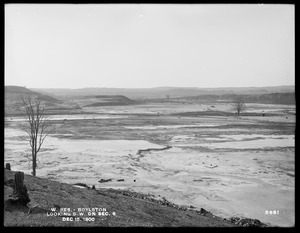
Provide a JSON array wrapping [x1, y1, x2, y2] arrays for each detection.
[[5, 4, 294, 89]]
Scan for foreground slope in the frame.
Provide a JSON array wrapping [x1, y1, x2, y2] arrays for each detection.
[[4, 169, 237, 227]]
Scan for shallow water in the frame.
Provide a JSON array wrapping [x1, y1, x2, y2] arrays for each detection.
[[170, 134, 294, 149], [125, 123, 222, 130], [202, 135, 294, 149]]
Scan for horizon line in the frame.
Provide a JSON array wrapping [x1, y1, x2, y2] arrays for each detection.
[[5, 84, 295, 90]]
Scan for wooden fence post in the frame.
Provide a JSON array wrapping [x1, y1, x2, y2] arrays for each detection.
[[5, 163, 11, 170], [13, 172, 30, 205]]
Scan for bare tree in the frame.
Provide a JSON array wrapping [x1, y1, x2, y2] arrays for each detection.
[[18, 95, 53, 176], [233, 96, 245, 116]]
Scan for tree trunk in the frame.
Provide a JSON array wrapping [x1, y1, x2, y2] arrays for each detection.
[[31, 136, 37, 176], [32, 153, 36, 177], [32, 147, 35, 176]]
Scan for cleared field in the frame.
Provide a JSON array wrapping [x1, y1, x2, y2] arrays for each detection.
[[4, 102, 295, 227]]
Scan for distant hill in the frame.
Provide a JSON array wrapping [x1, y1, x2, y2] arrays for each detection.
[[5, 86, 58, 102], [181, 92, 295, 105], [5, 86, 64, 116], [81, 95, 136, 107], [30, 85, 295, 99], [240, 92, 295, 105]]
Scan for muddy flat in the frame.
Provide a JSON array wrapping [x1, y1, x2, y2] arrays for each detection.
[[4, 102, 295, 227]]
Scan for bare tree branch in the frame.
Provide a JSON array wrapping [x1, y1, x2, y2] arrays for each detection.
[[233, 96, 246, 116], [17, 94, 54, 176]]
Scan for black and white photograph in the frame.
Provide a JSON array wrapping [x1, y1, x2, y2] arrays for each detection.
[[4, 3, 295, 227]]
